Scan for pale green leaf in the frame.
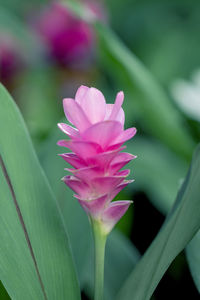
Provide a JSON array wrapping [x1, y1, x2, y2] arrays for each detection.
[[95, 22, 194, 160], [186, 230, 200, 293], [117, 144, 200, 300], [0, 84, 80, 300]]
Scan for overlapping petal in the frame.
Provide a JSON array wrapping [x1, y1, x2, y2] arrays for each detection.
[[82, 120, 123, 149], [58, 140, 102, 160], [87, 147, 125, 170], [110, 152, 136, 173], [79, 87, 106, 123], [58, 85, 136, 233], [75, 85, 89, 104], [109, 91, 124, 120], [63, 98, 91, 131], [57, 123, 79, 139], [62, 175, 90, 198], [65, 166, 104, 182], [110, 127, 137, 147], [77, 194, 108, 218], [91, 172, 129, 195], [101, 200, 132, 233], [58, 153, 87, 169]]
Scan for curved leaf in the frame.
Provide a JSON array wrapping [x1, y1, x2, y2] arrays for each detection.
[[95, 22, 195, 160], [186, 230, 200, 293], [117, 144, 200, 300], [0, 84, 80, 300]]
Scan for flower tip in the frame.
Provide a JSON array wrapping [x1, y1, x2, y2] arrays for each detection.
[[115, 91, 124, 105], [57, 123, 66, 132], [133, 127, 137, 135], [124, 179, 135, 184], [63, 98, 71, 105], [80, 84, 89, 89], [57, 123, 64, 129], [57, 140, 62, 146], [117, 91, 124, 97]]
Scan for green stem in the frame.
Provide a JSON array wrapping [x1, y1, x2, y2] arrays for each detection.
[[92, 219, 107, 300]]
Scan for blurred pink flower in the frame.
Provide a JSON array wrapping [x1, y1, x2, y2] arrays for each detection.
[[34, 2, 94, 67], [0, 34, 22, 86], [58, 86, 136, 233]]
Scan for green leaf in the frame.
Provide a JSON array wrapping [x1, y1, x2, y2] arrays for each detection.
[[186, 230, 200, 293], [95, 22, 195, 161], [116, 144, 200, 300], [39, 123, 140, 300], [0, 84, 80, 300]]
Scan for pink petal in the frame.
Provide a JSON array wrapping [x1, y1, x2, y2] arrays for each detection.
[[102, 200, 132, 233], [104, 104, 113, 120], [58, 153, 87, 169], [63, 98, 91, 132], [105, 104, 125, 126], [115, 107, 125, 126], [108, 180, 134, 202], [76, 194, 108, 217], [91, 175, 128, 195], [111, 152, 136, 165], [110, 152, 136, 173], [65, 166, 104, 182], [57, 123, 79, 139], [110, 127, 137, 146], [116, 169, 130, 177], [82, 120, 123, 149], [57, 140, 102, 160], [80, 87, 106, 123], [57, 140, 70, 147], [87, 147, 125, 170], [109, 91, 124, 120], [62, 175, 90, 198], [75, 85, 89, 104], [107, 143, 126, 151]]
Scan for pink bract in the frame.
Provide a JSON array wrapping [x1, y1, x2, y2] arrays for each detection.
[[58, 85, 136, 233]]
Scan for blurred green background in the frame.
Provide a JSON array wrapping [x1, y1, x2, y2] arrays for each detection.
[[0, 0, 200, 299]]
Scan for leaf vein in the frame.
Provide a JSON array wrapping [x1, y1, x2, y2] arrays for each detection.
[[0, 155, 48, 300]]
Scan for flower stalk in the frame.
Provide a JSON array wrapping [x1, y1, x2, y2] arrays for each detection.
[[91, 219, 107, 300]]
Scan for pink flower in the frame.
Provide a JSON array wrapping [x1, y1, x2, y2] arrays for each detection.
[[34, 2, 93, 66], [58, 86, 136, 233]]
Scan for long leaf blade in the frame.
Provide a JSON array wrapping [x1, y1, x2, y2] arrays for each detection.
[[186, 230, 200, 293], [0, 84, 80, 300], [117, 144, 200, 300], [95, 22, 194, 160]]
